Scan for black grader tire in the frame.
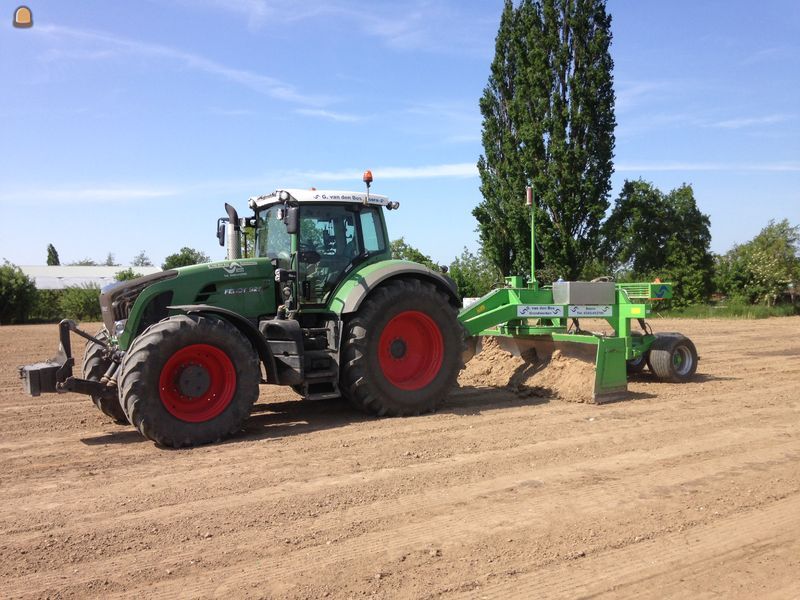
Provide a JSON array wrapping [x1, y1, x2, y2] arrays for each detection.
[[626, 352, 648, 374], [626, 332, 648, 374], [119, 314, 260, 448], [340, 278, 462, 417], [82, 328, 128, 424], [647, 334, 698, 383]]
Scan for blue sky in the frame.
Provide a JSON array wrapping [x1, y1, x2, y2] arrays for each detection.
[[1, 0, 798, 268]]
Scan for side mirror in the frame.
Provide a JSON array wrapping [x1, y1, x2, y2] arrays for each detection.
[[216, 217, 228, 246], [286, 206, 300, 234]]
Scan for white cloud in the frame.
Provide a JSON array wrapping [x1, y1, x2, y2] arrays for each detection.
[[182, 0, 271, 28], [287, 163, 478, 181], [615, 81, 671, 113], [0, 185, 179, 204], [710, 114, 794, 129], [0, 162, 478, 206], [34, 24, 330, 107], [741, 46, 799, 65], [616, 161, 800, 172], [173, 0, 493, 56], [294, 108, 365, 123]]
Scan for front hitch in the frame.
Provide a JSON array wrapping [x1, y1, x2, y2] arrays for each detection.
[[18, 320, 114, 397]]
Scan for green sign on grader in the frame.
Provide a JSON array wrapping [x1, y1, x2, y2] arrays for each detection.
[[20, 173, 697, 447]]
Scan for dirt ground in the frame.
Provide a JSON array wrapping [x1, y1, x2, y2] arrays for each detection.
[[1, 318, 798, 599]]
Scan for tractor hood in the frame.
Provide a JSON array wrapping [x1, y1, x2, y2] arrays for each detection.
[[106, 258, 277, 350], [99, 270, 178, 334]]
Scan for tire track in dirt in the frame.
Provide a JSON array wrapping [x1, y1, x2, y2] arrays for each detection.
[[4, 426, 796, 598], [1, 403, 792, 535], [1, 318, 799, 599], [464, 494, 800, 599]]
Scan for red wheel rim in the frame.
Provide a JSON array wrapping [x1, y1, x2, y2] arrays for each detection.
[[378, 310, 444, 391], [158, 344, 236, 423]]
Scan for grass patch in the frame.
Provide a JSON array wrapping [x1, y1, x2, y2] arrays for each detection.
[[655, 303, 798, 319]]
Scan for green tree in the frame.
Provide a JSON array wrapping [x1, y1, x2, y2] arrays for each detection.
[[601, 179, 670, 274], [104, 252, 119, 266], [115, 267, 143, 282], [603, 180, 713, 305], [661, 185, 714, 305], [59, 283, 102, 321], [476, 0, 616, 280], [448, 247, 503, 299], [390, 238, 439, 270], [716, 220, 800, 305], [132, 250, 153, 267], [162, 247, 210, 270], [70, 258, 98, 266], [0, 261, 37, 324], [31, 290, 62, 322], [46, 244, 60, 266]]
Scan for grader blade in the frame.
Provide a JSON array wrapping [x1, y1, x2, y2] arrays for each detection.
[[493, 336, 628, 403]]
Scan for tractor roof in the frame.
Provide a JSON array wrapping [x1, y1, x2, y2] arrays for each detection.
[[250, 188, 392, 209]]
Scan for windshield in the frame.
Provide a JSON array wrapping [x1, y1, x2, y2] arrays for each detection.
[[255, 205, 291, 266]]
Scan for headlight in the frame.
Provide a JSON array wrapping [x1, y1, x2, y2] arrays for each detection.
[[114, 319, 127, 337]]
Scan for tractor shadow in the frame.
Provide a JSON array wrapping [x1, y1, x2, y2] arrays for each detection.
[[626, 371, 737, 384], [237, 382, 559, 442], [81, 429, 149, 446], [238, 396, 373, 442], [442, 385, 551, 416], [80, 366, 705, 447]]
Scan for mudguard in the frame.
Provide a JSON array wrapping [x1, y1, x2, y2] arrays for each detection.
[[328, 260, 460, 315]]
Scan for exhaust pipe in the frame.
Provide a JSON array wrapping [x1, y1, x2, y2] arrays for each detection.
[[224, 203, 241, 260]]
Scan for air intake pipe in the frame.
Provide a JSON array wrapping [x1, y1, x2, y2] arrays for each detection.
[[225, 203, 242, 260]]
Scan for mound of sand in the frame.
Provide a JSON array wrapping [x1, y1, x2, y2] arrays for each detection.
[[458, 337, 597, 403]]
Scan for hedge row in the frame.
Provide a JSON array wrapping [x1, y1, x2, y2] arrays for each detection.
[[1, 264, 102, 324]]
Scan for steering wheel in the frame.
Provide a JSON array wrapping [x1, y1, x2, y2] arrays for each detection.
[[297, 242, 321, 264]]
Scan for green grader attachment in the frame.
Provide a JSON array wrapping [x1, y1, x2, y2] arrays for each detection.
[[19, 175, 697, 447], [458, 186, 698, 402]]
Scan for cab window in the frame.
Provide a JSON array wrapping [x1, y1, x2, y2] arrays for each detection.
[[359, 208, 386, 253], [298, 205, 361, 303]]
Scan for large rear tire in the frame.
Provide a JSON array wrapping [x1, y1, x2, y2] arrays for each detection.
[[647, 334, 698, 382], [119, 314, 260, 447], [341, 278, 462, 417], [82, 328, 128, 424]]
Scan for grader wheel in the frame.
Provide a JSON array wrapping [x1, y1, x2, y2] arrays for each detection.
[[648, 334, 698, 382]]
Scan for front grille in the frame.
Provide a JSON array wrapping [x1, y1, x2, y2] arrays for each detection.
[[100, 270, 178, 333]]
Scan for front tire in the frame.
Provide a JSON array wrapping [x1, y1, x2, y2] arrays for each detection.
[[82, 328, 128, 424], [341, 278, 462, 417], [119, 315, 260, 447]]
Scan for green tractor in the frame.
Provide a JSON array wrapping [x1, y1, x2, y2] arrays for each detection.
[[20, 172, 465, 447]]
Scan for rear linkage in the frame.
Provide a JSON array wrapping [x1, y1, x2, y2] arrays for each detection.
[[19, 320, 120, 397]]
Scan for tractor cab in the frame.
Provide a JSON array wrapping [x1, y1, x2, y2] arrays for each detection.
[[249, 187, 398, 305]]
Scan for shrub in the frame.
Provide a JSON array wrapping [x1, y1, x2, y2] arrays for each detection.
[[115, 267, 143, 282], [59, 284, 102, 321], [0, 262, 37, 324], [30, 290, 63, 322]]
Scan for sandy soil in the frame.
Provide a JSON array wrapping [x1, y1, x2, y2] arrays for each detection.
[[0, 318, 798, 599]]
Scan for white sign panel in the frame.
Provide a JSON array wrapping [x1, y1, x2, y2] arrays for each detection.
[[517, 305, 564, 318], [568, 305, 613, 317]]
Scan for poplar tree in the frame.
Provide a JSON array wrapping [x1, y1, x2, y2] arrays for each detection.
[[476, 0, 616, 280], [46, 244, 60, 266]]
